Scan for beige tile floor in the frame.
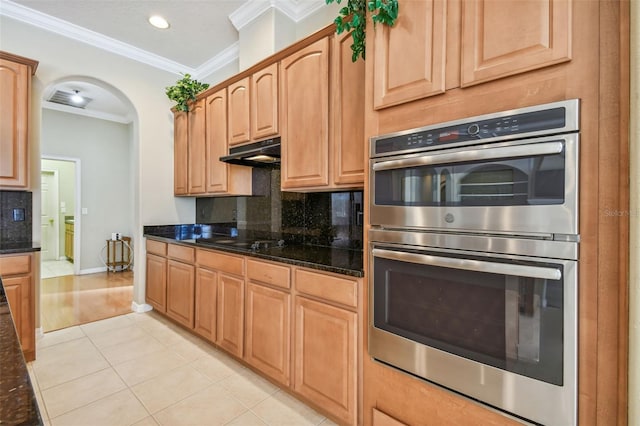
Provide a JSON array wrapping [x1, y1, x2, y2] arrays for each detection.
[[28, 311, 338, 426], [41, 260, 75, 279]]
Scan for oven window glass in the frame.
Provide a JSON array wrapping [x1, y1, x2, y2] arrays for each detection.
[[373, 252, 564, 385], [374, 148, 565, 207]]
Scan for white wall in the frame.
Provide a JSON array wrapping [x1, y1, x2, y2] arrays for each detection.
[[41, 110, 131, 272], [0, 15, 194, 305], [629, 1, 639, 422]]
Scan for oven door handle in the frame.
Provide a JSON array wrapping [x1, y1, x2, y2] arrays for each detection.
[[372, 248, 562, 280], [372, 141, 564, 171]]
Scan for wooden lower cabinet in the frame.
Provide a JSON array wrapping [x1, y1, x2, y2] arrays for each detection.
[[0, 253, 35, 361], [166, 259, 195, 328], [64, 222, 74, 261], [194, 267, 217, 342], [145, 253, 167, 312], [294, 296, 357, 425], [245, 282, 290, 386], [216, 272, 244, 357]]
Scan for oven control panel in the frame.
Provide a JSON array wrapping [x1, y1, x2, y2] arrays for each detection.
[[372, 100, 579, 157]]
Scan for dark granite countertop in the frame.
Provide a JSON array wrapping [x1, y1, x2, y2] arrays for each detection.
[[0, 277, 43, 425], [0, 242, 41, 255], [144, 225, 363, 278]]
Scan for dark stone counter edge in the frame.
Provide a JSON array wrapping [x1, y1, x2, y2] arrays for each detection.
[[0, 278, 44, 426], [144, 235, 364, 278], [0, 243, 41, 255]]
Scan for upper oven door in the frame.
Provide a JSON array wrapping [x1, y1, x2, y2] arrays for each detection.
[[370, 134, 579, 236]]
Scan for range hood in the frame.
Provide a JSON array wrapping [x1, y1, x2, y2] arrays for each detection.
[[220, 137, 280, 168]]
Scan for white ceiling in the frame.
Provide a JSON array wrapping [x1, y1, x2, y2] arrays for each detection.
[[1, 0, 327, 122]]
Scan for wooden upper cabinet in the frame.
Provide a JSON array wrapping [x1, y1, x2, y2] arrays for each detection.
[[228, 77, 251, 146], [173, 110, 189, 195], [460, 0, 572, 87], [205, 89, 229, 193], [332, 32, 365, 187], [251, 63, 279, 140], [188, 98, 206, 194], [373, 0, 447, 109], [280, 37, 330, 190], [0, 53, 37, 189], [204, 88, 253, 196]]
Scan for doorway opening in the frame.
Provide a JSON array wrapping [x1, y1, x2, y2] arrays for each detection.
[[40, 158, 79, 278]]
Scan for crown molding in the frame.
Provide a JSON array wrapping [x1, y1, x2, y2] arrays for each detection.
[[42, 100, 133, 124], [229, 0, 325, 31], [193, 42, 239, 80], [0, 0, 194, 75]]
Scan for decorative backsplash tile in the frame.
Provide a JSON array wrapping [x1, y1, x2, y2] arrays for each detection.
[[196, 169, 363, 249], [0, 191, 33, 243]]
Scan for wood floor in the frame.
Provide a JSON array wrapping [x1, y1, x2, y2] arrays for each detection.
[[40, 271, 133, 332]]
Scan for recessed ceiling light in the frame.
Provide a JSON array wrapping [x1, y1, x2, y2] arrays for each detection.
[[149, 15, 170, 29], [71, 90, 84, 104]]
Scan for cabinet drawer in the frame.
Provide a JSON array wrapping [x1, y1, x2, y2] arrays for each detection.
[[197, 249, 244, 276], [294, 268, 358, 309], [168, 244, 195, 263], [372, 408, 408, 426], [146, 239, 167, 256], [0, 254, 31, 275], [247, 259, 290, 289]]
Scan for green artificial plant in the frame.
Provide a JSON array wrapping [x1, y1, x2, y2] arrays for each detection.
[[165, 73, 209, 112], [326, 0, 399, 62]]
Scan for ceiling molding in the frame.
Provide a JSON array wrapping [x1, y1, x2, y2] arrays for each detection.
[[0, 0, 194, 75], [193, 42, 240, 80], [229, 0, 325, 31], [42, 100, 133, 124]]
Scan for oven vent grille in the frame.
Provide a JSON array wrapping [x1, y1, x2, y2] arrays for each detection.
[[47, 90, 93, 109]]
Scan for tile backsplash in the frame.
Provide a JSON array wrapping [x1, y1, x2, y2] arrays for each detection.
[[196, 169, 363, 249], [0, 191, 32, 243]]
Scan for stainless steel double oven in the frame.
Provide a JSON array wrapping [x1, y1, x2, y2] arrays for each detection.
[[368, 100, 580, 425]]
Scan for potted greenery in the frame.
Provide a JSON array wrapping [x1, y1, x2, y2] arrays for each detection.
[[326, 0, 399, 62], [165, 73, 209, 112]]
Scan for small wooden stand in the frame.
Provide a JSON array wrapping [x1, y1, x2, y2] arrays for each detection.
[[106, 237, 131, 272]]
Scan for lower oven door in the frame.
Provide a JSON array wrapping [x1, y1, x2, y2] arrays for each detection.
[[369, 240, 577, 426]]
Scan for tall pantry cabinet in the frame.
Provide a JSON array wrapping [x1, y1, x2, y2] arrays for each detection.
[[364, 0, 629, 425]]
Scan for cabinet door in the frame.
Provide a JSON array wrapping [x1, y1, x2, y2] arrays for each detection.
[[460, 0, 571, 87], [294, 296, 356, 425], [245, 282, 290, 385], [251, 63, 279, 140], [3, 275, 34, 360], [205, 88, 229, 193], [216, 273, 244, 357], [372, 0, 447, 109], [194, 268, 217, 342], [332, 32, 365, 187], [188, 98, 206, 194], [166, 259, 195, 328], [372, 408, 408, 426], [146, 253, 167, 312], [280, 37, 330, 190], [173, 110, 189, 195], [0, 59, 30, 188], [228, 77, 251, 146]]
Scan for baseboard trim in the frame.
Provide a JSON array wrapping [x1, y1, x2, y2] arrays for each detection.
[[79, 266, 107, 275], [36, 327, 44, 339], [131, 302, 153, 313]]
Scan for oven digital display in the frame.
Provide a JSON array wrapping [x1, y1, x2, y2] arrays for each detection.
[[438, 130, 458, 142]]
